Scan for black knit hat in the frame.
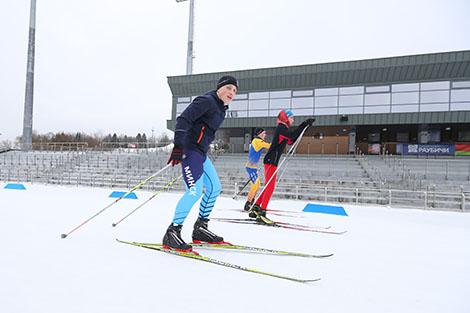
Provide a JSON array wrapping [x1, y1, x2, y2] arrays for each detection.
[[254, 127, 265, 136], [216, 75, 238, 90]]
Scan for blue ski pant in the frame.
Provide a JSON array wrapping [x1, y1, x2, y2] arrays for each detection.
[[172, 149, 222, 225]]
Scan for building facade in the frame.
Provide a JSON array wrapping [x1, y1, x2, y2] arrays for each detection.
[[167, 50, 470, 155]]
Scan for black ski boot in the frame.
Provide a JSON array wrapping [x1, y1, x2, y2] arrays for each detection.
[[162, 224, 192, 252], [244, 200, 253, 211], [248, 204, 265, 218], [192, 218, 224, 244]]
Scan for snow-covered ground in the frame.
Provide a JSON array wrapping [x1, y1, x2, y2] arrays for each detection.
[[1, 183, 469, 313]]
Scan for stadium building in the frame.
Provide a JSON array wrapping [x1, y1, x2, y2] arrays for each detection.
[[167, 50, 470, 156]]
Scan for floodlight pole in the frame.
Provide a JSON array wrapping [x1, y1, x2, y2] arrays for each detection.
[[22, 0, 37, 151], [176, 0, 194, 74]]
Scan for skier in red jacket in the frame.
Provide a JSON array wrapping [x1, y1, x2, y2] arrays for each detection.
[[249, 110, 314, 222]]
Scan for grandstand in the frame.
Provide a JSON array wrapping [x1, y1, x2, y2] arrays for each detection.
[[1, 148, 469, 211]]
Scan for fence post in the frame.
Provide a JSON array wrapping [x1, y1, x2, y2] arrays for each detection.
[[389, 189, 392, 206], [462, 193, 466, 211], [324, 187, 327, 202], [234, 182, 238, 197], [424, 191, 427, 209], [296, 185, 299, 200], [356, 188, 359, 204]]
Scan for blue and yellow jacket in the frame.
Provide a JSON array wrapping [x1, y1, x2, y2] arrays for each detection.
[[246, 137, 271, 168]]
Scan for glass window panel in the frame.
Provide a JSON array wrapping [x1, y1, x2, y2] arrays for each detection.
[[365, 93, 390, 106], [391, 104, 419, 113], [249, 110, 269, 117], [315, 96, 337, 108], [229, 100, 248, 111], [420, 81, 450, 91], [270, 98, 290, 110], [177, 103, 190, 112], [234, 93, 248, 100], [339, 106, 363, 114], [249, 92, 269, 99], [420, 90, 449, 103], [269, 110, 280, 117], [392, 92, 419, 104], [366, 85, 390, 93], [293, 90, 313, 97], [315, 87, 338, 96], [450, 102, 470, 111], [339, 95, 363, 107], [339, 86, 364, 95], [315, 107, 337, 115], [364, 105, 390, 114], [451, 89, 470, 102], [392, 83, 419, 92], [177, 97, 191, 103], [452, 81, 470, 89], [293, 108, 314, 116], [292, 97, 313, 109], [270, 90, 291, 98], [420, 103, 449, 112], [249, 99, 269, 110]]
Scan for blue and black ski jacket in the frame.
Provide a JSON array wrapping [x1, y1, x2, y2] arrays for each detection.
[[173, 90, 227, 155]]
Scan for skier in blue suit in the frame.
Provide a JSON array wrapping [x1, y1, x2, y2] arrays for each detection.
[[164, 75, 238, 251]]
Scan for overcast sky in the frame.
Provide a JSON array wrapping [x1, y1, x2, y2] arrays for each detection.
[[0, 0, 469, 142]]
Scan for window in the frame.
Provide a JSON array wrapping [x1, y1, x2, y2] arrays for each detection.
[[391, 104, 419, 113], [366, 85, 390, 93], [339, 95, 363, 107], [293, 90, 313, 97], [177, 97, 191, 103], [226, 110, 248, 118], [420, 90, 449, 103], [234, 93, 248, 100], [451, 102, 470, 111], [420, 103, 449, 112], [392, 92, 419, 104], [339, 86, 364, 95], [315, 87, 338, 96], [249, 92, 269, 99], [315, 96, 337, 108], [392, 83, 419, 92], [229, 100, 247, 111], [270, 90, 291, 98], [451, 89, 470, 102], [365, 93, 390, 106], [270, 98, 290, 110], [176, 103, 190, 113], [420, 81, 450, 91], [249, 99, 269, 110], [452, 81, 470, 89], [292, 97, 313, 109]]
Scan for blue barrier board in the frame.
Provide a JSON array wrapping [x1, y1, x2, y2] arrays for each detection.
[[109, 191, 138, 199], [302, 203, 348, 216], [4, 183, 26, 190]]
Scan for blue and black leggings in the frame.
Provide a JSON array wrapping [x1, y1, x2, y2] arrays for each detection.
[[172, 149, 222, 225]]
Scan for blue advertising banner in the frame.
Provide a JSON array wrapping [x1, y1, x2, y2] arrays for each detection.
[[403, 144, 455, 156]]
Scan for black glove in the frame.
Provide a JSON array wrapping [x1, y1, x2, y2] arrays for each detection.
[[167, 145, 183, 166], [304, 118, 315, 126]]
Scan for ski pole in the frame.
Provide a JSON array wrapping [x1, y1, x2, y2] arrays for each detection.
[[60, 163, 171, 239], [248, 125, 309, 212], [232, 178, 252, 199], [111, 174, 182, 227]]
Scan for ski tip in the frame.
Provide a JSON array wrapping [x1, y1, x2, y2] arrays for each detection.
[[111, 223, 117, 227], [60, 234, 67, 239]]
